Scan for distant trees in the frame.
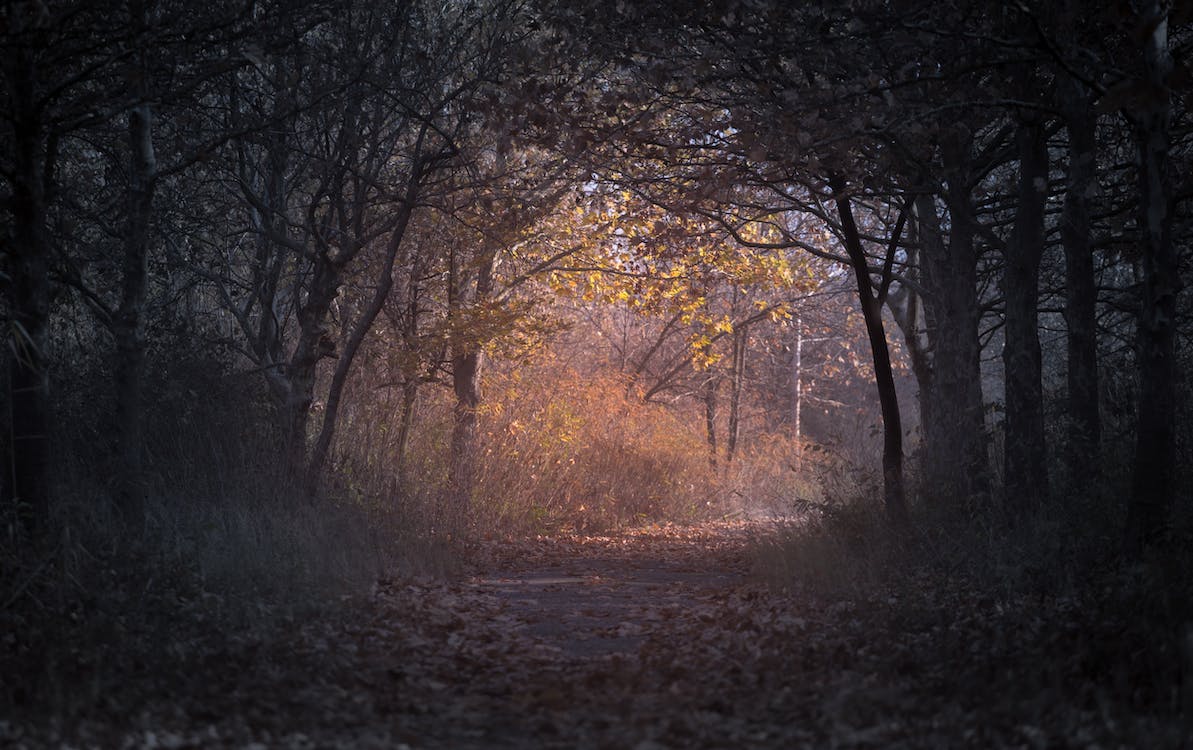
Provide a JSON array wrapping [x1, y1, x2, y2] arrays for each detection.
[[1, 0, 1189, 550], [538, 0, 1190, 540]]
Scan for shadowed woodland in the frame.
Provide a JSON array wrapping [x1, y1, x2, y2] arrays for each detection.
[[3, 0, 1193, 747]]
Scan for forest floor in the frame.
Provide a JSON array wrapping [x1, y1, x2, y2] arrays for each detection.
[[5, 519, 1190, 748]]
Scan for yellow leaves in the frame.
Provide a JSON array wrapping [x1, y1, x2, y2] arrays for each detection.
[[689, 333, 724, 370], [768, 305, 792, 323]]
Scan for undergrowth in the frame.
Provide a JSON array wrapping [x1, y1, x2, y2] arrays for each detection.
[[337, 358, 748, 535], [753, 477, 1193, 733], [0, 356, 443, 728]]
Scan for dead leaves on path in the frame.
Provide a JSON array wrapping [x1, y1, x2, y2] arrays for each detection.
[[7, 520, 1187, 748]]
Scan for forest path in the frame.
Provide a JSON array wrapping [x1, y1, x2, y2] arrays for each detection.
[[43, 519, 1159, 749], [392, 521, 796, 749]]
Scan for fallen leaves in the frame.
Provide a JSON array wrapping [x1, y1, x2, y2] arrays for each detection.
[[5, 519, 1187, 748]]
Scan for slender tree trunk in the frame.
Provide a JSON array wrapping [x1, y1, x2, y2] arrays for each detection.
[[831, 184, 906, 521], [703, 376, 718, 472], [726, 326, 746, 465], [1127, 2, 1179, 551], [4, 43, 52, 539], [450, 344, 483, 522], [448, 243, 496, 524], [1003, 117, 1049, 515], [112, 11, 156, 524], [307, 197, 417, 487], [395, 379, 419, 484], [885, 228, 937, 489], [284, 263, 340, 472], [791, 315, 804, 454], [1060, 79, 1101, 492]]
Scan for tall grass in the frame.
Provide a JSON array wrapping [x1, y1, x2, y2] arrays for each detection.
[[0, 355, 442, 725]]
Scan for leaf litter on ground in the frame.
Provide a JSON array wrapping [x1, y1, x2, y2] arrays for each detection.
[[4, 519, 1189, 748]]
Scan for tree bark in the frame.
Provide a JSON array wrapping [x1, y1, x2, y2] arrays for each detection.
[[703, 375, 718, 472], [1002, 117, 1049, 515], [307, 193, 418, 487], [448, 242, 497, 524], [791, 314, 804, 443], [284, 262, 340, 470], [1060, 78, 1101, 491], [3, 38, 52, 539], [112, 2, 157, 525], [450, 345, 483, 523], [395, 379, 419, 485], [917, 173, 990, 505], [831, 183, 906, 522], [1127, 1, 1179, 551], [726, 326, 746, 465]]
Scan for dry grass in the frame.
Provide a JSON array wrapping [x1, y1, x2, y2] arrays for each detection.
[[0, 361, 450, 724]]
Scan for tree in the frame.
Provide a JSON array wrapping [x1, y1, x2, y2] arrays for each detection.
[[208, 0, 526, 493], [1002, 99, 1051, 515], [1124, 0, 1181, 549]]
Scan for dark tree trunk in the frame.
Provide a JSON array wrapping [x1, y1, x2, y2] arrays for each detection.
[[112, 16, 156, 524], [284, 262, 340, 471], [726, 327, 746, 465], [1002, 118, 1049, 515], [1127, 2, 1179, 551], [1060, 79, 1101, 491], [918, 172, 990, 504], [450, 344, 483, 522], [395, 380, 419, 484], [307, 196, 417, 487], [703, 376, 718, 472], [4, 43, 52, 539], [831, 184, 906, 522]]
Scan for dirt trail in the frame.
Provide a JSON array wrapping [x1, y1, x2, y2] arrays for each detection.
[[19, 519, 1163, 748], [475, 523, 752, 659], [399, 522, 782, 749]]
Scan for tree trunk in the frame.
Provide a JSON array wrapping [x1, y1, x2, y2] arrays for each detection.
[[831, 185, 906, 522], [450, 344, 483, 523], [1060, 78, 1101, 491], [1127, 2, 1179, 551], [395, 379, 419, 485], [914, 185, 991, 505], [726, 326, 746, 465], [884, 227, 936, 490], [283, 262, 340, 472], [307, 196, 417, 488], [1002, 117, 1049, 515], [703, 376, 718, 472], [791, 315, 805, 467], [112, 10, 156, 525], [4, 42, 52, 539], [448, 242, 497, 525]]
